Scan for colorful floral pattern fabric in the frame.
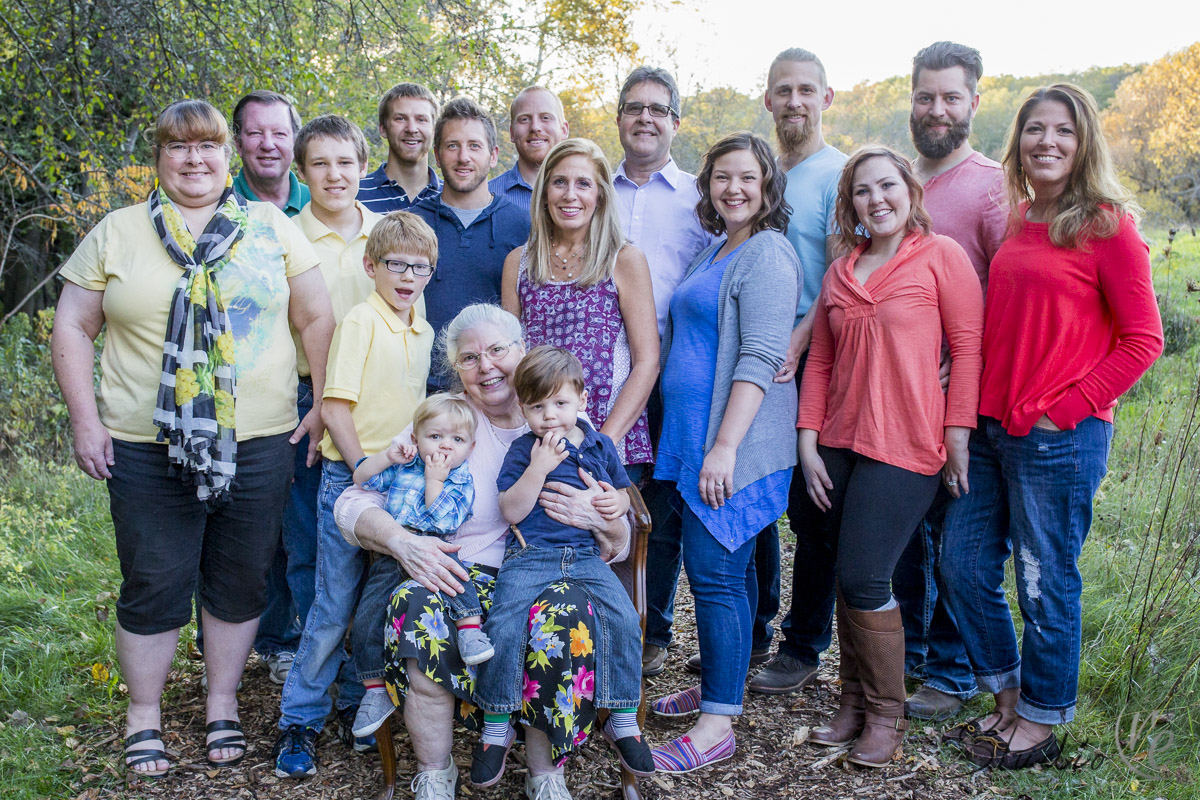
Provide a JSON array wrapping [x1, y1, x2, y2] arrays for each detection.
[[384, 568, 599, 765]]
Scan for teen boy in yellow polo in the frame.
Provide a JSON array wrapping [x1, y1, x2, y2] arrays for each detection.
[[273, 210, 437, 779], [261, 115, 381, 694]]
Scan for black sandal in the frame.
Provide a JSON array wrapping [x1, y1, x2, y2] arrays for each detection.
[[124, 729, 170, 778], [206, 719, 247, 766], [1000, 732, 1060, 770]]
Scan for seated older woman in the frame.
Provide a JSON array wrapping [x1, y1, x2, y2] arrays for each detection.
[[334, 304, 632, 800], [51, 99, 333, 776]]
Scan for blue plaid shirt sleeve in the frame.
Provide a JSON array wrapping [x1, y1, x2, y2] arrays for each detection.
[[404, 466, 475, 536]]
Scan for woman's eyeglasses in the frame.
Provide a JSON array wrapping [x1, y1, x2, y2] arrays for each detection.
[[454, 341, 519, 370], [163, 141, 223, 159]]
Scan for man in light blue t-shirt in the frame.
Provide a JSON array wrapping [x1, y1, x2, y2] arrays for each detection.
[[745, 48, 848, 696]]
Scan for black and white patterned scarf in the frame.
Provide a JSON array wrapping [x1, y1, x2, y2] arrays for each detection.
[[149, 179, 247, 508]]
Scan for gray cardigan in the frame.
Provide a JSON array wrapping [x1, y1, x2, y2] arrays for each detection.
[[660, 230, 802, 494]]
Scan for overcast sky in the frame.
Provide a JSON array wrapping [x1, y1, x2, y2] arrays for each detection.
[[636, 0, 1200, 95]]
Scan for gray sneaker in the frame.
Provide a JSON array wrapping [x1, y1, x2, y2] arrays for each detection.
[[642, 644, 668, 677], [459, 627, 495, 666], [266, 651, 295, 685], [905, 685, 964, 721], [746, 653, 819, 694], [525, 772, 572, 800], [352, 687, 396, 737], [411, 759, 458, 800]]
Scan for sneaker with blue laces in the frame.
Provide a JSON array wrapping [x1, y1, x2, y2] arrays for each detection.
[[273, 725, 318, 779]]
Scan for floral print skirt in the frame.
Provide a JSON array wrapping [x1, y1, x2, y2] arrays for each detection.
[[384, 565, 599, 765]]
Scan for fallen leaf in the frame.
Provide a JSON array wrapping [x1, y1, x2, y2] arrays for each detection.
[[793, 726, 810, 746]]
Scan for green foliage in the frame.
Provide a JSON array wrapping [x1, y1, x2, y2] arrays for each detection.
[[0, 310, 77, 463], [0, 0, 643, 315], [0, 458, 124, 799]]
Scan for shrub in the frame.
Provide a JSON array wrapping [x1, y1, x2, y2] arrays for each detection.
[[0, 310, 79, 463]]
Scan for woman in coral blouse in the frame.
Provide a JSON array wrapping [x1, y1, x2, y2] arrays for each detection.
[[940, 84, 1163, 770], [795, 146, 983, 768]]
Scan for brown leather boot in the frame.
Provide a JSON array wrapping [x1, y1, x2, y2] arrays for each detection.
[[810, 589, 865, 747], [844, 603, 908, 768]]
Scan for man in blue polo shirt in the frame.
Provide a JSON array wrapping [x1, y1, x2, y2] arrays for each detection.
[[232, 91, 310, 217], [411, 97, 530, 391], [358, 83, 442, 212], [489, 86, 569, 212]]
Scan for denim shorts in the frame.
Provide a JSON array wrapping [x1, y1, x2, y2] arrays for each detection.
[[475, 543, 642, 712]]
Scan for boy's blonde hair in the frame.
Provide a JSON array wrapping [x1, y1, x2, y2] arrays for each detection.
[[365, 210, 439, 266], [413, 393, 478, 440], [513, 346, 586, 405]]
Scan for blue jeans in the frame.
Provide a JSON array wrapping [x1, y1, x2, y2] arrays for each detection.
[[679, 499, 757, 716], [278, 458, 368, 730], [255, 381, 321, 657], [940, 416, 1112, 726], [892, 489, 979, 698], [477, 543, 642, 712]]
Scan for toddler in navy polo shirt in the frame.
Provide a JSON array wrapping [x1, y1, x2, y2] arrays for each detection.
[[469, 346, 654, 784]]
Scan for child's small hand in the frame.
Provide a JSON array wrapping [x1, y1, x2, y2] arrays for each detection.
[[591, 480, 630, 520], [529, 431, 569, 475], [387, 442, 418, 464], [424, 451, 451, 481]]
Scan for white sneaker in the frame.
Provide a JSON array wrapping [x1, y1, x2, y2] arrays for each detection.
[[266, 652, 295, 685], [525, 772, 572, 800], [411, 759, 458, 800], [352, 687, 395, 737]]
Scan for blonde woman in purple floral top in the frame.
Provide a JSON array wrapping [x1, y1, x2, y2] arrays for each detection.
[[502, 138, 659, 479]]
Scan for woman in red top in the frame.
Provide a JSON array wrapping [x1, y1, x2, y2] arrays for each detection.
[[940, 84, 1163, 769], [796, 146, 983, 767]]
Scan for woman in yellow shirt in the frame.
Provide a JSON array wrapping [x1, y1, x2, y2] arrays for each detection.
[[51, 99, 334, 777]]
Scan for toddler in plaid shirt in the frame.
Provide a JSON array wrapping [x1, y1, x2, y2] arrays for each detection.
[[352, 393, 492, 665]]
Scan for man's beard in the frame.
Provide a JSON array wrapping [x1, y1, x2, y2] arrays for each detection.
[[910, 112, 971, 160], [776, 114, 814, 156]]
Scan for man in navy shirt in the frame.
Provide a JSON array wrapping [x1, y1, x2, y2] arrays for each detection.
[[411, 97, 530, 391], [358, 83, 441, 212], [488, 86, 569, 213]]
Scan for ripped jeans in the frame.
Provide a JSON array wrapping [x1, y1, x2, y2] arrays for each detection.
[[940, 415, 1112, 726]]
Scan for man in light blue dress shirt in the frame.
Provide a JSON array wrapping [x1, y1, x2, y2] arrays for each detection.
[[611, 66, 716, 677], [489, 86, 569, 213]]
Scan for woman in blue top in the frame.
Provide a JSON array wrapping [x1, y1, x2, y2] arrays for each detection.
[[649, 132, 801, 772]]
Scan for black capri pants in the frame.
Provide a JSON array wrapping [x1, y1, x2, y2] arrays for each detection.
[[794, 446, 939, 610], [108, 433, 295, 635]]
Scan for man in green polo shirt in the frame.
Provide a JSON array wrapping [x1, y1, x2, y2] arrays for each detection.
[[231, 90, 311, 217]]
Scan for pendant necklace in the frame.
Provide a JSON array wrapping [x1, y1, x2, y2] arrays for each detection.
[[550, 240, 582, 279]]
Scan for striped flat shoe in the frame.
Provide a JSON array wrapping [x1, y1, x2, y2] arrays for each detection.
[[651, 731, 736, 773], [650, 686, 701, 717]]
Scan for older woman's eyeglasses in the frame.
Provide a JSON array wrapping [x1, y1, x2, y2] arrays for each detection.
[[454, 341, 519, 370], [381, 260, 435, 277], [619, 102, 675, 119], [163, 142, 223, 159]]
